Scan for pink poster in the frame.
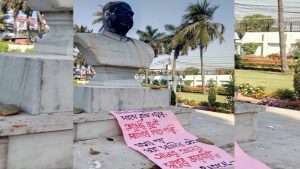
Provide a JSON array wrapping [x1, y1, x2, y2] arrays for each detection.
[[111, 110, 234, 169], [234, 142, 271, 169]]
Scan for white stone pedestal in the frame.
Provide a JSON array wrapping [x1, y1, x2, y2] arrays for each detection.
[[0, 112, 73, 169], [0, 54, 73, 115], [235, 101, 264, 142], [28, 0, 73, 56], [74, 86, 170, 113]]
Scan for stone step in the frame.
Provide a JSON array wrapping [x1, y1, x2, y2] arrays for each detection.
[[74, 136, 155, 169], [0, 112, 73, 137], [73, 106, 192, 141], [0, 112, 74, 169], [73, 136, 234, 169]]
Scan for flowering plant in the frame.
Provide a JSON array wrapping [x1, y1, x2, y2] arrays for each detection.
[[237, 83, 265, 99]]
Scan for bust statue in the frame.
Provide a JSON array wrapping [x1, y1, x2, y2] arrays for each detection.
[[102, 1, 134, 36], [74, 1, 154, 87]]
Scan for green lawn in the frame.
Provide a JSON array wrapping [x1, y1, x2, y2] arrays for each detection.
[[177, 92, 226, 103], [235, 70, 294, 94]]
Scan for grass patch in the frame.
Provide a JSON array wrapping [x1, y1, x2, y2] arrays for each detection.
[[235, 69, 294, 94], [177, 92, 226, 103]]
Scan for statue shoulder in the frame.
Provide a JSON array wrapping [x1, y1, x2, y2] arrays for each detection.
[[74, 33, 107, 48], [130, 38, 154, 56]]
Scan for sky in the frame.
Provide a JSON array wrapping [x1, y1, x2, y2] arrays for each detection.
[[235, 0, 300, 18], [74, 0, 234, 71]]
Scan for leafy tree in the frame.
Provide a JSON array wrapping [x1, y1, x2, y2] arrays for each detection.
[[178, 0, 225, 93], [183, 67, 199, 75], [236, 14, 277, 32], [137, 25, 164, 84], [163, 24, 191, 92], [74, 24, 93, 33], [136, 25, 164, 57], [241, 43, 259, 54]]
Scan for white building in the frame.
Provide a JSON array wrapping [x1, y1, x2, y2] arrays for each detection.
[[235, 32, 300, 56], [148, 75, 232, 86]]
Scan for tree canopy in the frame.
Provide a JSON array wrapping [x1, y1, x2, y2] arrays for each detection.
[[236, 14, 277, 32], [136, 25, 165, 57]]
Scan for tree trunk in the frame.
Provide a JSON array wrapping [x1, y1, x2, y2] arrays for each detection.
[[145, 69, 149, 85], [278, 0, 289, 72], [26, 13, 30, 39], [13, 15, 18, 36], [200, 47, 206, 93], [172, 53, 178, 93], [36, 11, 46, 38], [13, 4, 22, 36]]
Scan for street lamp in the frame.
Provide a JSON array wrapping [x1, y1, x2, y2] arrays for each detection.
[[179, 75, 183, 92]]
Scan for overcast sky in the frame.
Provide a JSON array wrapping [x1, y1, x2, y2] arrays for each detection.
[[74, 0, 234, 71]]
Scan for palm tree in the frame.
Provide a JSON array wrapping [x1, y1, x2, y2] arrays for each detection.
[[278, 0, 289, 72], [74, 24, 93, 33], [178, 0, 225, 93], [163, 24, 193, 92], [92, 5, 103, 32], [136, 25, 165, 84]]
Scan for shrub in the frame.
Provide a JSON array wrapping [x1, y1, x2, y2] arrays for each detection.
[[182, 86, 203, 93], [152, 79, 159, 85], [240, 62, 297, 71], [176, 85, 184, 92], [184, 80, 193, 86], [207, 80, 217, 106], [143, 78, 150, 84], [187, 100, 197, 106], [216, 107, 230, 113], [260, 99, 300, 110], [223, 80, 235, 112], [267, 53, 293, 60], [217, 86, 226, 95], [235, 54, 242, 69], [0, 42, 9, 52], [294, 60, 300, 95], [272, 89, 296, 101], [293, 51, 300, 60], [181, 99, 189, 105], [241, 43, 259, 54], [198, 101, 209, 107]]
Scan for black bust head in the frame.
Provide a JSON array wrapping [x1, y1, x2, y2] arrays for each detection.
[[102, 1, 134, 36]]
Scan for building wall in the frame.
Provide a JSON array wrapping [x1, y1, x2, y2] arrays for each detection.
[[235, 32, 300, 56]]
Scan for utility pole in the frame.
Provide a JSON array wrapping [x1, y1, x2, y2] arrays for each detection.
[[278, 0, 289, 72]]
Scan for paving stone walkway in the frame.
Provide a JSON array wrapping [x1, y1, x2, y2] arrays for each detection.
[[73, 110, 234, 169], [239, 106, 300, 169]]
